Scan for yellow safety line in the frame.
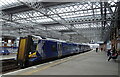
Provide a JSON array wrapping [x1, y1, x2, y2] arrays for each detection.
[[20, 50, 93, 75]]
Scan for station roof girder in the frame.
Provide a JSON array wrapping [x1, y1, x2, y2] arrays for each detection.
[[1, 1, 120, 43]]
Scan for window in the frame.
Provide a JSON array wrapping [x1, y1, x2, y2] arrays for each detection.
[[52, 45, 57, 52]]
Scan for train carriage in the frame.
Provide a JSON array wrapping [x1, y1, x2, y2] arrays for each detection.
[[17, 35, 91, 67]]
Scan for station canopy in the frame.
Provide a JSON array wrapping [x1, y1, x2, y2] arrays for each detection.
[[0, 0, 119, 43]]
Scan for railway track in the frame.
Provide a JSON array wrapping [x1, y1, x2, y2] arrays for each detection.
[[0, 59, 20, 74]]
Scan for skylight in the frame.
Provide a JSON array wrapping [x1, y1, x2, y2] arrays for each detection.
[[50, 26, 69, 30], [0, 0, 22, 9]]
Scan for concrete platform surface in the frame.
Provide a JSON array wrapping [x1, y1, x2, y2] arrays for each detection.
[[3, 50, 119, 75], [0, 54, 16, 60]]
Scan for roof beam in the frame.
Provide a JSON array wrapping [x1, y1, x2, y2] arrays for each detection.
[[2, 2, 69, 14]]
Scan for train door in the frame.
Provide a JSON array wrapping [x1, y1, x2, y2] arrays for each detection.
[[81, 45, 83, 52], [57, 42, 62, 57], [79, 45, 82, 52], [77, 44, 80, 53]]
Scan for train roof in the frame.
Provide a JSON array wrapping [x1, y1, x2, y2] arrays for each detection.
[[31, 35, 66, 43], [31, 35, 43, 39], [45, 38, 66, 43], [30, 35, 90, 46]]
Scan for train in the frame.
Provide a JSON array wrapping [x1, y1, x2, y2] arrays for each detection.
[[0, 49, 10, 55], [17, 35, 91, 67]]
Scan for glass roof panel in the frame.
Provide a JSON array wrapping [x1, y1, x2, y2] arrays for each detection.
[[1, 2, 116, 31], [50, 26, 69, 30], [16, 19, 35, 25], [111, 7, 116, 12], [13, 11, 44, 21], [0, 0, 22, 9], [0, 19, 4, 21], [74, 22, 102, 29]]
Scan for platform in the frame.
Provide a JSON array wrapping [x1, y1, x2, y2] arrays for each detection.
[[0, 54, 16, 60], [3, 50, 119, 75]]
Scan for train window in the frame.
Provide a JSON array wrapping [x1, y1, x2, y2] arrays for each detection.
[[63, 45, 69, 51], [33, 43, 37, 50], [52, 45, 57, 52], [43, 43, 46, 52]]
